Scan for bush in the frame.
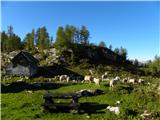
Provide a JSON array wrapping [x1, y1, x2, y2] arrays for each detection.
[[96, 64, 105, 74], [79, 59, 91, 69]]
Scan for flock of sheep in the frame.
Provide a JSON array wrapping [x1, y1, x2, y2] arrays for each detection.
[[52, 70, 145, 88]]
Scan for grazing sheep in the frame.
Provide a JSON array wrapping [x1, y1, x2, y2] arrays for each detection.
[[106, 106, 120, 115], [16, 79, 23, 82], [25, 90, 33, 94], [115, 101, 121, 105], [140, 110, 152, 119], [101, 72, 108, 81], [59, 75, 68, 82], [66, 76, 70, 83], [83, 75, 92, 83], [93, 78, 101, 85], [138, 79, 144, 84], [147, 82, 151, 85], [109, 76, 120, 88], [128, 79, 136, 84], [115, 76, 120, 80], [122, 78, 128, 83], [89, 69, 94, 75], [54, 75, 60, 80]]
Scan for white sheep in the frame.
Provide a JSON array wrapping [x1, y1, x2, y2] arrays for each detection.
[[25, 90, 33, 94], [140, 110, 151, 119], [116, 101, 121, 105], [109, 76, 120, 88], [16, 79, 23, 82], [66, 76, 70, 83], [138, 79, 144, 84], [128, 78, 136, 84], [59, 75, 68, 82], [106, 106, 120, 115], [83, 75, 92, 83], [121, 78, 128, 83], [101, 72, 108, 81], [93, 78, 101, 85]]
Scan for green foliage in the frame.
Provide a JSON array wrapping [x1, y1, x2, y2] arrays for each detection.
[[40, 51, 47, 59], [79, 59, 91, 69], [24, 29, 35, 51], [54, 26, 66, 52], [109, 45, 113, 50], [133, 59, 139, 67], [1, 26, 22, 51], [1, 31, 8, 51], [54, 25, 90, 53], [99, 41, 106, 47], [96, 64, 105, 74], [119, 46, 128, 60], [79, 26, 90, 45], [36, 26, 50, 49], [146, 55, 160, 76], [114, 47, 119, 54], [114, 47, 128, 60]]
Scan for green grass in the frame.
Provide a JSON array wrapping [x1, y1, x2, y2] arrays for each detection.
[[1, 77, 160, 120]]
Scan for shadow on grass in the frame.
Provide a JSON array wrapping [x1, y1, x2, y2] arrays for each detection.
[[35, 65, 84, 80], [1, 81, 69, 93], [44, 102, 108, 115]]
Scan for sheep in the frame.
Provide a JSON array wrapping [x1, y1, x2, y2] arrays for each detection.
[[16, 79, 23, 82], [109, 76, 120, 88], [128, 78, 136, 84], [101, 72, 108, 81], [54, 75, 60, 80], [115, 101, 121, 105], [121, 78, 128, 83], [140, 110, 152, 119], [93, 78, 101, 85], [106, 106, 120, 115], [82, 75, 92, 83], [59, 75, 68, 82], [66, 76, 70, 83], [138, 78, 144, 84], [25, 90, 33, 94]]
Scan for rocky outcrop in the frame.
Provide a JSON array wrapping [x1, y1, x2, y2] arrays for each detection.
[[1, 48, 60, 69], [44, 48, 60, 65], [1, 51, 20, 68]]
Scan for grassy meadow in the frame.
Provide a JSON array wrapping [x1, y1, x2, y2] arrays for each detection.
[[1, 74, 160, 120]]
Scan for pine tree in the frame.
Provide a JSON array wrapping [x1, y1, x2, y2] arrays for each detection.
[[80, 26, 90, 45], [99, 41, 106, 47], [36, 26, 49, 49], [54, 26, 66, 51], [24, 29, 35, 51]]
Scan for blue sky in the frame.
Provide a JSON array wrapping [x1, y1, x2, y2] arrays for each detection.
[[1, 1, 160, 61]]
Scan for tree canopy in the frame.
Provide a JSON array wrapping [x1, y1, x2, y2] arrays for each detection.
[[1, 26, 22, 51]]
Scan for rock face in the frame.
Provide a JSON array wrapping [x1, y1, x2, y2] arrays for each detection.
[[33, 48, 60, 65], [1, 51, 20, 69], [1, 48, 60, 69], [44, 48, 60, 65], [73, 45, 126, 64]]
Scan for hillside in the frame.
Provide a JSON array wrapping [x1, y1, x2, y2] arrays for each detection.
[[1, 44, 143, 76]]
